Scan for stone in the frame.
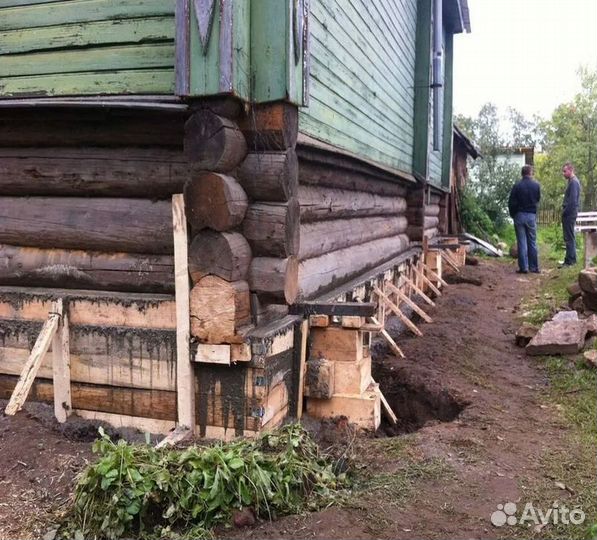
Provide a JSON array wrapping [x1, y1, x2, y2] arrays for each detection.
[[578, 269, 597, 294], [526, 319, 588, 356], [509, 243, 518, 258], [583, 292, 597, 311], [515, 323, 539, 347], [571, 296, 585, 312], [585, 314, 597, 336], [552, 310, 579, 322], [567, 282, 582, 297], [583, 349, 597, 368], [233, 508, 256, 528]]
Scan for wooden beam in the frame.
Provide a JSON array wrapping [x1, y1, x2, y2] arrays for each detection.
[[297, 319, 308, 419], [441, 250, 461, 273], [412, 264, 442, 297], [52, 312, 71, 423], [172, 194, 195, 432], [5, 299, 62, 415], [155, 425, 191, 449], [422, 261, 448, 287], [289, 301, 377, 317], [385, 281, 432, 323], [400, 275, 435, 307], [370, 316, 405, 358], [372, 378, 398, 425], [374, 286, 423, 337]]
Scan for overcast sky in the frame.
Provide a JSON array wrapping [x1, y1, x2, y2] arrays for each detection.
[[453, 0, 597, 120]]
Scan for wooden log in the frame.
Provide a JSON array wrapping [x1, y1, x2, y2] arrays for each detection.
[[237, 150, 298, 202], [424, 216, 440, 229], [299, 216, 407, 260], [52, 312, 71, 423], [0, 197, 172, 254], [184, 173, 248, 231], [297, 157, 408, 197], [239, 102, 298, 150], [4, 299, 62, 415], [424, 204, 441, 217], [188, 230, 251, 283], [0, 147, 196, 198], [172, 193, 194, 431], [184, 110, 247, 171], [190, 276, 251, 344], [298, 235, 409, 299], [248, 257, 299, 304], [243, 199, 300, 257], [299, 185, 407, 222], [0, 244, 174, 293]]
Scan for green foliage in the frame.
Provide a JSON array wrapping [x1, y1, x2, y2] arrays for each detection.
[[459, 186, 497, 241], [65, 424, 347, 540]]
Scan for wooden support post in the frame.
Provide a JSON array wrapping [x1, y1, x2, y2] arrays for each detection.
[[422, 261, 448, 287], [372, 377, 398, 425], [52, 311, 71, 423], [442, 249, 461, 273], [370, 316, 405, 358], [385, 281, 432, 323], [374, 286, 423, 337], [297, 319, 308, 419], [172, 194, 195, 432], [5, 299, 62, 416], [400, 275, 436, 307], [412, 264, 442, 297]]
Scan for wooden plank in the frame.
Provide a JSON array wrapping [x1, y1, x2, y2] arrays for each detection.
[[341, 316, 363, 328], [421, 261, 448, 287], [289, 301, 377, 317], [0, 16, 175, 55], [385, 281, 432, 323], [52, 312, 71, 423], [309, 314, 330, 327], [372, 377, 398, 425], [400, 275, 435, 307], [155, 425, 192, 449], [370, 316, 404, 358], [297, 319, 308, 419], [0, 69, 175, 97], [0, 43, 175, 78], [172, 194, 194, 431], [441, 249, 461, 273], [194, 344, 231, 365], [374, 286, 423, 337], [4, 299, 61, 415], [0, 0, 175, 31], [412, 264, 442, 297]]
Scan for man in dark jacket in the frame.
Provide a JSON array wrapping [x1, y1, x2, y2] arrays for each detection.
[[560, 162, 581, 267], [508, 165, 541, 273]]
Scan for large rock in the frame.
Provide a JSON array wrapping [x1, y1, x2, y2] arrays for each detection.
[[583, 292, 597, 311], [515, 323, 539, 347], [526, 319, 588, 356], [579, 269, 597, 294], [586, 314, 597, 336], [571, 296, 585, 312], [583, 349, 597, 368], [509, 243, 518, 258], [552, 310, 579, 322], [567, 282, 582, 297]]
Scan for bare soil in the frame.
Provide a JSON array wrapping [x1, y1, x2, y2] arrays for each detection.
[[0, 260, 582, 539]]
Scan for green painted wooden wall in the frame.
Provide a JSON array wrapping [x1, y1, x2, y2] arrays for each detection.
[[298, 0, 418, 177], [0, 0, 176, 97]]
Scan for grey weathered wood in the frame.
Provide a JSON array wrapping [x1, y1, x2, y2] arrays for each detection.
[[52, 312, 71, 423], [175, 0, 190, 95], [249, 256, 299, 304], [0, 197, 173, 254], [243, 199, 300, 257]]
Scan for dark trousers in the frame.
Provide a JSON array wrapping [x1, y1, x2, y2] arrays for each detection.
[[562, 213, 577, 265], [514, 212, 539, 272]]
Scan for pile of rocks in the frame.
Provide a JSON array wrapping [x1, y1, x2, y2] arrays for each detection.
[[568, 268, 597, 314]]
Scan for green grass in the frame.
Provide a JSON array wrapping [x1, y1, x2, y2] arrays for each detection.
[[515, 230, 597, 540]]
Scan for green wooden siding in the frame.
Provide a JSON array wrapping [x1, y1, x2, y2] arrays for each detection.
[[298, 0, 418, 175], [0, 0, 175, 97]]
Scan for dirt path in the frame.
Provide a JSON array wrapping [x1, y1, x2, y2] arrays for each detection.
[[0, 259, 586, 539]]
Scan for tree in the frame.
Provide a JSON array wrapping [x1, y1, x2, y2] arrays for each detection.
[[538, 68, 597, 210]]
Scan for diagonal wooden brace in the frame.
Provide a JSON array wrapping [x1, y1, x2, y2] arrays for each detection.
[[412, 264, 442, 297], [370, 316, 405, 358], [374, 286, 423, 337], [385, 281, 432, 323], [422, 261, 448, 287], [399, 275, 435, 307]]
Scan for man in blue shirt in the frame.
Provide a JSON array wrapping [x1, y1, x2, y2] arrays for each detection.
[[508, 165, 541, 274], [560, 162, 581, 267]]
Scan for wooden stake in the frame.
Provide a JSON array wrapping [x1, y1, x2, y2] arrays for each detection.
[[172, 194, 195, 432], [155, 425, 192, 449], [297, 319, 309, 419], [5, 299, 62, 416], [370, 316, 405, 358], [422, 261, 448, 287], [412, 264, 442, 297], [374, 286, 423, 337], [385, 281, 432, 323], [442, 250, 461, 273], [400, 275, 436, 307], [52, 312, 71, 423], [372, 377, 398, 425]]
